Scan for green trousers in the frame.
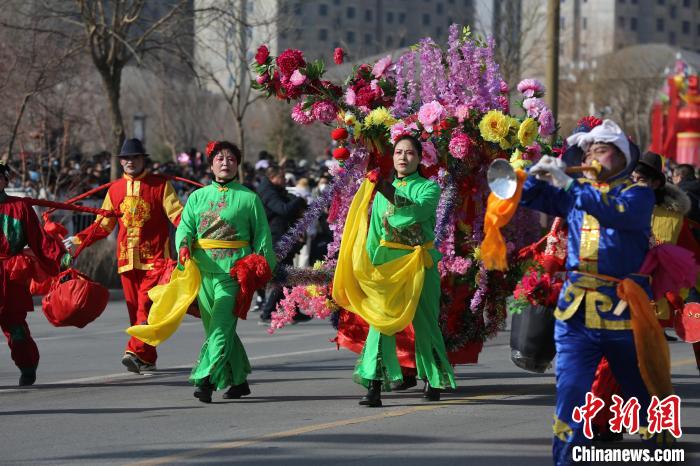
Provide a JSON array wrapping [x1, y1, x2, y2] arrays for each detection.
[[190, 272, 251, 390], [353, 267, 456, 390]]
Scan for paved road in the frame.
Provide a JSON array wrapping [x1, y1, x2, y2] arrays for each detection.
[[0, 301, 698, 465]]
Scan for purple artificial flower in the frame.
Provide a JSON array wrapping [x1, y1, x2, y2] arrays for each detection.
[[538, 109, 556, 136]]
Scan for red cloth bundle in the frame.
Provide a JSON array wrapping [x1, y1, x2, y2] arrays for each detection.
[[229, 254, 272, 320], [674, 302, 700, 343], [42, 269, 109, 328]]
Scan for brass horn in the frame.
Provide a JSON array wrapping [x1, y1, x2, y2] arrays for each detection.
[[487, 159, 602, 200]]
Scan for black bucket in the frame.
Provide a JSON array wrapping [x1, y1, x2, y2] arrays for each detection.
[[510, 305, 556, 373]]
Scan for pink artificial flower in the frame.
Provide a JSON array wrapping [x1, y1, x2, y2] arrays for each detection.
[[390, 121, 418, 143], [420, 140, 439, 167], [448, 132, 473, 160], [498, 95, 510, 113], [523, 97, 546, 118], [524, 142, 542, 160], [417, 100, 446, 131], [256, 73, 269, 85], [454, 105, 470, 123], [345, 88, 356, 106], [538, 109, 556, 136], [291, 102, 314, 125], [371, 55, 392, 77], [290, 69, 306, 86], [500, 80, 509, 94], [369, 79, 384, 96], [517, 79, 545, 98], [312, 100, 338, 123]]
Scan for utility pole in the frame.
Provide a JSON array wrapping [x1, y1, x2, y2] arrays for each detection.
[[546, 0, 560, 127]]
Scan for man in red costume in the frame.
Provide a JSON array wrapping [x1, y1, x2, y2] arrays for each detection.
[[0, 162, 68, 385], [64, 139, 183, 374]]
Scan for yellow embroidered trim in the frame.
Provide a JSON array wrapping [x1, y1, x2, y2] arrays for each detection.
[[579, 214, 600, 274]]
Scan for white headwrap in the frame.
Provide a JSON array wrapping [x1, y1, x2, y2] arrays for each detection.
[[566, 119, 631, 167]]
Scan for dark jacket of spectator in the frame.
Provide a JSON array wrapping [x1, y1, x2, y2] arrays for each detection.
[[677, 178, 700, 224], [257, 176, 306, 243]]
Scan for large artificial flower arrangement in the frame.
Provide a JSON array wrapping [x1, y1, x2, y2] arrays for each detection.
[[254, 25, 556, 361]]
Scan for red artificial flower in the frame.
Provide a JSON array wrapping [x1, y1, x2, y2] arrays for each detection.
[[577, 115, 603, 129], [333, 47, 345, 65], [365, 168, 380, 183], [282, 81, 303, 99], [276, 48, 306, 77], [255, 45, 270, 65], [333, 146, 350, 160], [354, 85, 379, 108], [321, 80, 343, 98], [331, 127, 348, 141], [206, 141, 221, 158]]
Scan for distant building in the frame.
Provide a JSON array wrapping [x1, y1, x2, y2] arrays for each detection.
[[560, 0, 700, 68], [194, 0, 475, 92]]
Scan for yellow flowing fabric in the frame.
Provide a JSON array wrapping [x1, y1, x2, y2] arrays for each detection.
[[127, 239, 250, 346], [126, 260, 201, 347], [332, 178, 433, 336], [481, 169, 527, 271]]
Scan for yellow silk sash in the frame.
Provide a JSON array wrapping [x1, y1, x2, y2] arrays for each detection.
[[126, 260, 201, 347], [194, 239, 249, 249], [331, 178, 433, 336]]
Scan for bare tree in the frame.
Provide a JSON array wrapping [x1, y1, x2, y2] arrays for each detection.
[[183, 0, 286, 178], [559, 44, 670, 147], [0, 2, 80, 164], [121, 65, 229, 162], [476, 0, 547, 90], [70, 0, 191, 179]]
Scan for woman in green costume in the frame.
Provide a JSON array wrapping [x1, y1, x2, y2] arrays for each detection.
[[354, 135, 456, 407], [176, 141, 276, 403]]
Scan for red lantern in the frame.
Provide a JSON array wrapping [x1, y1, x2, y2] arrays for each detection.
[[331, 127, 348, 141], [333, 146, 350, 160]]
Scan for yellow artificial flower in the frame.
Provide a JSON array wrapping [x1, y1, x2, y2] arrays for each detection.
[[472, 246, 482, 261], [517, 117, 539, 147], [479, 110, 511, 145], [344, 112, 356, 125], [363, 107, 397, 129], [306, 285, 322, 298], [509, 148, 532, 170]]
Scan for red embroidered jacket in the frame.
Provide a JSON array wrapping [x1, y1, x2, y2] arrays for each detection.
[[75, 172, 183, 273]]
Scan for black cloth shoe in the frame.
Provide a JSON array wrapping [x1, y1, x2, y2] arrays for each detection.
[[390, 376, 417, 391], [664, 331, 678, 342], [223, 381, 251, 399], [19, 368, 36, 387], [359, 380, 382, 407], [258, 315, 271, 326], [423, 382, 441, 401], [292, 312, 312, 323], [195, 378, 214, 403]]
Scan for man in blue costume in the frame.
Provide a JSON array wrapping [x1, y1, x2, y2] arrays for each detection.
[[520, 120, 668, 465]]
